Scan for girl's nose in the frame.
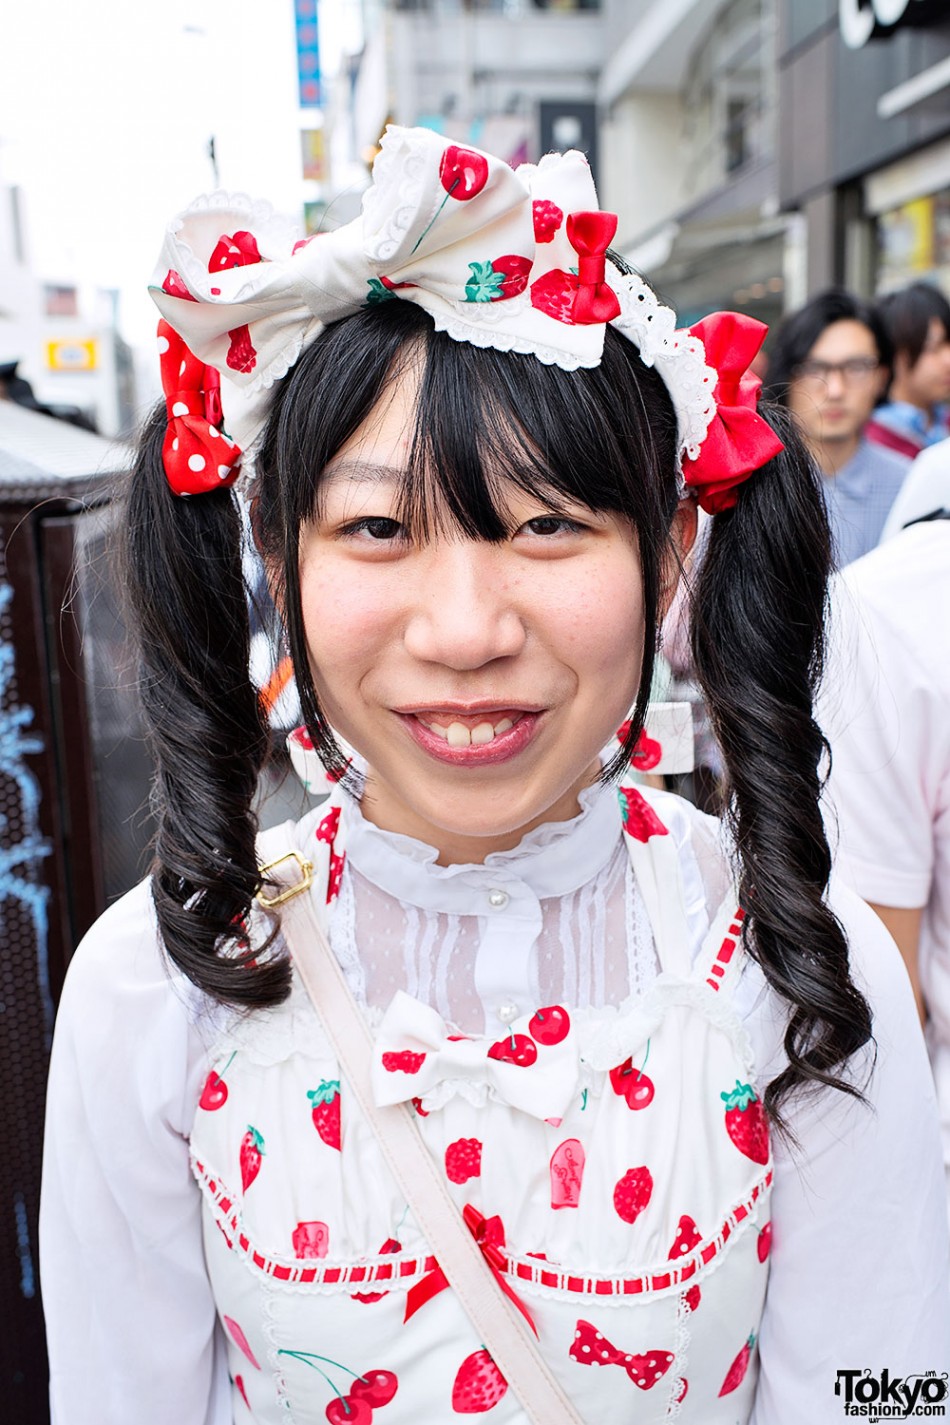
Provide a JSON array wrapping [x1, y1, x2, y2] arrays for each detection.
[[402, 541, 527, 670]]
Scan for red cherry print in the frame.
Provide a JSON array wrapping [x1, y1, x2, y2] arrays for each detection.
[[609, 1058, 655, 1110], [290, 723, 315, 750], [445, 1137, 482, 1184], [684, 1284, 701, 1312], [199, 1071, 228, 1111], [487, 1033, 537, 1067], [757, 1222, 772, 1262], [325, 1397, 372, 1425], [350, 1369, 399, 1406], [631, 729, 662, 771], [199, 1050, 235, 1110], [235, 1374, 250, 1409], [532, 199, 563, 242], [528, 1005, 570, 1046], [439, 146, 489, 200], [224, 1315, 261, 1370], [292, 1220, 330, 1259]]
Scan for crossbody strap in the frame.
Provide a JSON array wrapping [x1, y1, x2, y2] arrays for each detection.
[[257, 823, 584, 1425]]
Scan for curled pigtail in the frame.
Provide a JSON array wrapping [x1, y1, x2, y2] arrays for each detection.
[[123, 403, 287, 1006], [690, 404, 873, 1125]]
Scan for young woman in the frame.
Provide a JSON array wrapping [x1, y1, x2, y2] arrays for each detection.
[[40, 127, 949, 1424]]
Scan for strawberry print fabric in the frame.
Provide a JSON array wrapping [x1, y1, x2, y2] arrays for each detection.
[[189, 782, 772, 1423]]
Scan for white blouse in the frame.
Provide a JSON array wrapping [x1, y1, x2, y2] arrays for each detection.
[[40, 781, 950, 1423]]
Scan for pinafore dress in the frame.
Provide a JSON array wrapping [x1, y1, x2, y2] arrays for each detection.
[[189, 784, 773, 1423]]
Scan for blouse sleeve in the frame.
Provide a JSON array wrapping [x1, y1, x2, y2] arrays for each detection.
[[40, 880, 232, 1425], [744, 879, 950, 1423]]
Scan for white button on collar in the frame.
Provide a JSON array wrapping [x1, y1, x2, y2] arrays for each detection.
[[496, 1001, 519, 1025], [487, 889, 509, 909]]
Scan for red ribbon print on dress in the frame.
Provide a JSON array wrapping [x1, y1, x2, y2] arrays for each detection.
[[680, 311, 785, 515], [570, 1319, 674, 1390], [403, 1206, 537, 1335]]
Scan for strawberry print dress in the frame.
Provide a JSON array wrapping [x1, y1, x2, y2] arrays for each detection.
[[188, 778, 774, 1424]]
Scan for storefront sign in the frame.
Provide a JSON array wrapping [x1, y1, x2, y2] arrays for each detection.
[[840, 0, 946, 49], [46, 340, 97, 373]]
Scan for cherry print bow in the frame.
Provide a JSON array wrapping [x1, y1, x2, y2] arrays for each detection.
[[158, 320, 242, 496], [569, 1319, 675, 1390], [567, 212, 621, 324], [679, 311, 785, 514], [372, 990, 578, 1123], [405, 1206, 537, 1333]]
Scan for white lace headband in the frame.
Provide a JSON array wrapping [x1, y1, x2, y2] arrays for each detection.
[[150, 124, 782, 507]]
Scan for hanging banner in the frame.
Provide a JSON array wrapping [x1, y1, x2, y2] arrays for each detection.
[[296, 0, 321, 108]]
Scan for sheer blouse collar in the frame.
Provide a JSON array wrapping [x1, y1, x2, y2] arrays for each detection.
[[341, 778, 623, 914]]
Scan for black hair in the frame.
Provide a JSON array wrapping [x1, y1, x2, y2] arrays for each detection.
[[876, 281, 950, 371], [766, 287, 892, 404], [124, 295, 872, 1124]]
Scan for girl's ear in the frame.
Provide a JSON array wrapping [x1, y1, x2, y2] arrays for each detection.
[[659, 497, 699, 619]]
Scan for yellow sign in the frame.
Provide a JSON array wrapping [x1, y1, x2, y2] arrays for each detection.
[[47, 339, 98, 372], [301, 128, 326, 183]]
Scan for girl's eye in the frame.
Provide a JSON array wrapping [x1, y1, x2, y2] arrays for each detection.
[[343, 516, 406, 542], [520, 515, 586, 537]]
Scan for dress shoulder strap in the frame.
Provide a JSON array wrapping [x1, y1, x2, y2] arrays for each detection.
[[695, 897, 747, 997]]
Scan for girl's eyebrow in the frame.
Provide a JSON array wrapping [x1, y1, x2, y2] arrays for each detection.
[[320, 459, 403, 487]]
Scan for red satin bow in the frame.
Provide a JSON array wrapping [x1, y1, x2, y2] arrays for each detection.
[[567, 211, 621, 324], [404, 1206, 537, 1335], [680, 311, 784, 515], [158, 320, 242, 497]]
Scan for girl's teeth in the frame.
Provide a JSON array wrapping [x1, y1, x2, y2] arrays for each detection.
[[421, 714, 523, 747], [446, 722, 471, 748]]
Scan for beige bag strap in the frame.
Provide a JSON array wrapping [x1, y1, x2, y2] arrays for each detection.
[[257, 823, 584, 1425]]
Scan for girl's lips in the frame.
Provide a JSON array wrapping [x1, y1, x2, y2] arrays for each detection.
[[397, 710, 543, 766]]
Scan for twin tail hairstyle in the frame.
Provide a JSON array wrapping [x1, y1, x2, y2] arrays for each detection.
[[124, 287, 873, 1129]]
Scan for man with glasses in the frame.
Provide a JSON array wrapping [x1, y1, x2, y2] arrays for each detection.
[[768, 289, 909, 566]]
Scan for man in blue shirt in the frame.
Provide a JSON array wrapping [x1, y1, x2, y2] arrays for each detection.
[[867, 283, 950, 460], [767, 289, 909, 567]]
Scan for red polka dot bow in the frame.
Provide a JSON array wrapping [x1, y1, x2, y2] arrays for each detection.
[[158, 320, 242, 497], [679, 311, 784, 515]]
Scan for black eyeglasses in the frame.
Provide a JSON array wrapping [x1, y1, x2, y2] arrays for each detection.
[[792, 357, 880, 385]]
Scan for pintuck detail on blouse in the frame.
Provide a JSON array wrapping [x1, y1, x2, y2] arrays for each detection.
[[189, 780, 774, 1424]]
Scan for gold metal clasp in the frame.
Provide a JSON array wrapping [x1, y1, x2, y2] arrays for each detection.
[[256, 850, 315, 908]]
